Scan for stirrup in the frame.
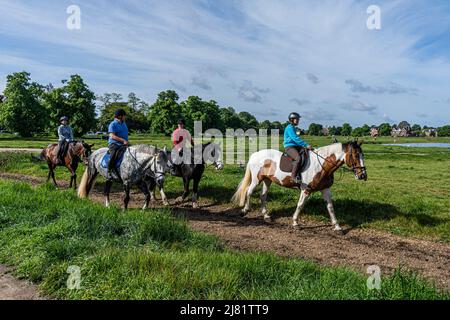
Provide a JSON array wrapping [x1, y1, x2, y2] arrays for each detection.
[[293, 175, 302, 185]]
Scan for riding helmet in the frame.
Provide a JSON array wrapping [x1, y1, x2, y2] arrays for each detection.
[[115, 108, 127, 117], [288, 112, 301, 121], [60, 116, 69, 122]]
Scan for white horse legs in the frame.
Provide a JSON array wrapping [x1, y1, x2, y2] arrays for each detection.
[[261, 179, 272, 219], [242, 179, 260, 214], [160, 188, 169, 206], [292, 190, 310, 227], [321, 188, 342, 231]]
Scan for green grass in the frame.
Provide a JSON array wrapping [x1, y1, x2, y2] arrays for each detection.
[[0, 135, 448, 242], [0, 180, 446, 300]]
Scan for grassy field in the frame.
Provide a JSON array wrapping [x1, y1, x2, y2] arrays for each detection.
[[0, 135, 448, 242], [0, 179, 446, 300]]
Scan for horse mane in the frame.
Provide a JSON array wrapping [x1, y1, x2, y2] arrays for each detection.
[[133, 144, 158, 155], [315, 143, 344, 158]]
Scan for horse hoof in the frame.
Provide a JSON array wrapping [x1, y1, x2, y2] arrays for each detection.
[[163, 201, 170, 206], [240, 209, 249, 217], [264, 214, 272, 221], [292, 222, 300, 228], [192, 202, 199, 209], [175, 197, 184, 203]]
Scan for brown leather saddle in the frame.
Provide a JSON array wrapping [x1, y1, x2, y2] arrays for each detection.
[[279, 149, 309, 173]]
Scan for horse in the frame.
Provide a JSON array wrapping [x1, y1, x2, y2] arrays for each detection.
[[232, 141, 367, 232], [39, 141, 94, 189], [77, 145, 172, 210], [170, 142, 224, 208]]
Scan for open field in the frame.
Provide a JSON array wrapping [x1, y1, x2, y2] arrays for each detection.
[[0, 135, 449, 299]]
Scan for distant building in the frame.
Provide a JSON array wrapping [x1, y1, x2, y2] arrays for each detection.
[[391, 122, 412, 137], [423, 128, 438, 137], [370, 127, 379, 138], [321, 127, 329, 136]]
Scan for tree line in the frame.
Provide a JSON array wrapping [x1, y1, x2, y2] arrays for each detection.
[[0, 72, 449, 137]]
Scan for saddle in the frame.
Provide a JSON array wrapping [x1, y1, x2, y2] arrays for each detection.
[[101, 151, 125, 169], [279, 149, 308, 174]]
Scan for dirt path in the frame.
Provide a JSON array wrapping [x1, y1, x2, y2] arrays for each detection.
[[0, 148, 42, 153], [0, 265, 43, 300], [1, 172, 449, 291]]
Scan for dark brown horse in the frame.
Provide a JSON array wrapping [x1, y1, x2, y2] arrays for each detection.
[[38, 141, 94, 189]]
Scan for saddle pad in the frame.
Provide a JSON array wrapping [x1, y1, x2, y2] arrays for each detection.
[[101, 152, 125, 169]]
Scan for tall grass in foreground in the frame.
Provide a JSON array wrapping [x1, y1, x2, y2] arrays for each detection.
[[0, 180, 447, 300]]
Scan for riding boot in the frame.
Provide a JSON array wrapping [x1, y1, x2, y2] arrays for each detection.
[[291, 161, 302, 185]]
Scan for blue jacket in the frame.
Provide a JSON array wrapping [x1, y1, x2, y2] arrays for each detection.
[[284, 124, 309, 148]]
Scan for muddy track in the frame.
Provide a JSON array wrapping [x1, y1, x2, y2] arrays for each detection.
[[1, 172, 449, 291]]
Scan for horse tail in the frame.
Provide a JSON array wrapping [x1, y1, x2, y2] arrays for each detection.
[[31, 149, 46, 162], [232, 163, 252, 207], [78, 161, 97, 199]]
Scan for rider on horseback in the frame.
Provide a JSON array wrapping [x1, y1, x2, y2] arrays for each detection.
[[56, 116, 74, 165], [284, 112, 313, 184], [171, 119, 194, 175], [107, 108, 129, 180]]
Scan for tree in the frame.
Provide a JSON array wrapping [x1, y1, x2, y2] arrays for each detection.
[[308, 123, 323, 136], [180, 96, 223, 132], [0, 72, 47, 136], [98, 102, 149, 132], [259, 120, 273, 130], [341, 123, 352, 136], [147, 90, 181, 135], [271, 121, 284, 133], [220, 107, 242, 130], [378, 123, 392, 136], [43, 74, 97, 136], [398, 121, 411, 130], [411, 124, 421, 132], [437, 125, 450, 136], [352, 127, 366, 137], [238, 112, 259, 130]]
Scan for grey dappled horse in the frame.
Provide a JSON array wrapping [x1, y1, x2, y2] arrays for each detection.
[[78, 145, 172, 209]]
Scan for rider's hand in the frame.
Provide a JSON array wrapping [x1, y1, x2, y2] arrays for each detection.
[[123, 140, 129, 146], [307, 146, 313, 150]]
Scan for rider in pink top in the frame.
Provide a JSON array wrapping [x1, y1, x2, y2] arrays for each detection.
[[172, 119, 194, 151]]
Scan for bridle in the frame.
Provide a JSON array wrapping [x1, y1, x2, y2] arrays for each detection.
[[311, 143, 366, 176], [127, 146, 167, 178]]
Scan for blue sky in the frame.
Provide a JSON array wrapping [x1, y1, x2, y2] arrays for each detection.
[[1, 0, 449, 127]]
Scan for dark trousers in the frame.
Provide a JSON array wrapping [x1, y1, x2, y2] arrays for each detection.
[[57, 141, 68, 163], [285, 146, 304, 178], [108, 144, 125, 178]]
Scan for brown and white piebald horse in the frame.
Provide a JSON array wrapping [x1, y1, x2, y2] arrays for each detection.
[[40, 141, 94, 189], [232, 141, 367, 232]]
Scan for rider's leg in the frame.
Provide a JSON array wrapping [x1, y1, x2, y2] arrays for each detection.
[[107, 144, 119, 180], [56, 141, 65, 164], [286, 147, 302, 184]]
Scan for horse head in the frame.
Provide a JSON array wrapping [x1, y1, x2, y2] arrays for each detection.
[[344, 140, 367, 181], [202, 142, 224, 170], [80, 141, 94, 165]]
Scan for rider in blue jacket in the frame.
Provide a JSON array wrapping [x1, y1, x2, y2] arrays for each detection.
[[284, 112, 313, 184]]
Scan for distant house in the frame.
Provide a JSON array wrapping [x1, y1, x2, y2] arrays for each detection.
[[321, 127, 329, 136], [391, 122, 412, 137], [370, 127, 379, 138], [423, 128, 438, 137]]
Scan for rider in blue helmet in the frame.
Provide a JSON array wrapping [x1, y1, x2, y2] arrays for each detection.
[[284, 112, 313, 184]]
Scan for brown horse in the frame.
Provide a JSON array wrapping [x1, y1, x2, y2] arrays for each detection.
[[39, 141, 94, 189]]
